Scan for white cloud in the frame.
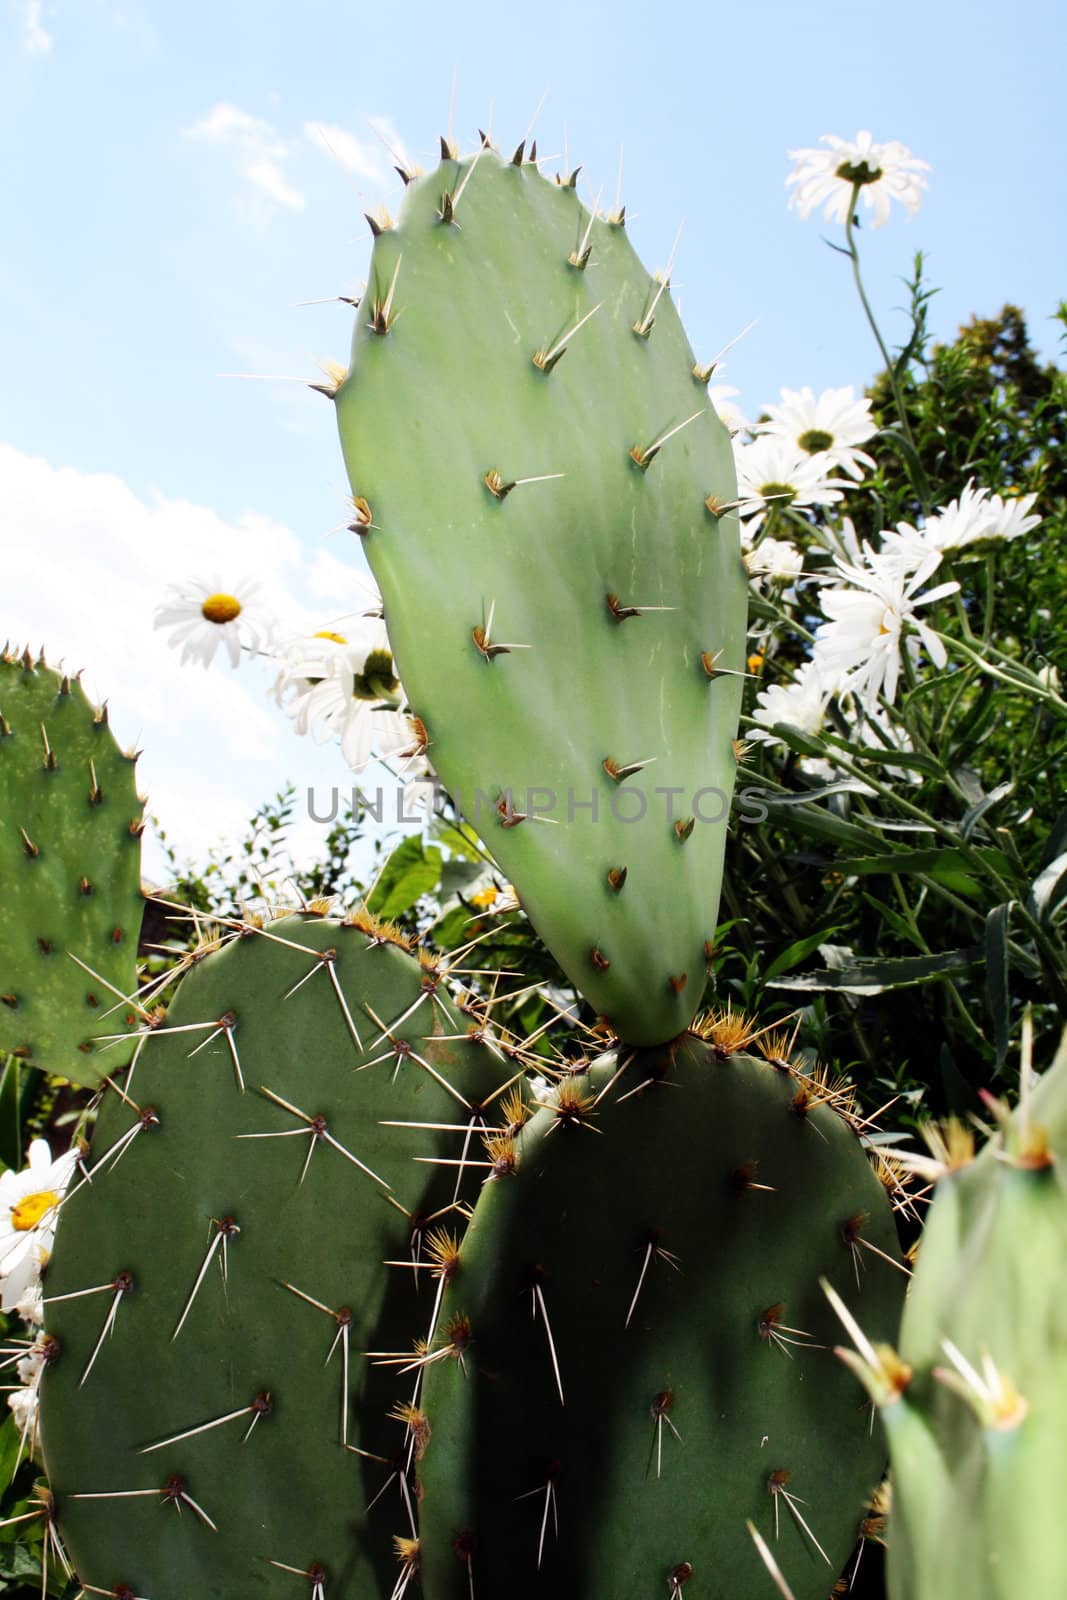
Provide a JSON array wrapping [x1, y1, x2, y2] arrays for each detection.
[[22, 0, 51, 52], [184, 101, 305, 215], [0, 443, 380, 878], [304, 121, 386, 183]]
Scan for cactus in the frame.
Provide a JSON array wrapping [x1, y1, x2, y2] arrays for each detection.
[[416, 1028, 907, 1599], [0, 648, 144, 1085], [333, 144, 747, 1048], [851, 1031, 1067, 1600], [38, 912, 514, 1599]]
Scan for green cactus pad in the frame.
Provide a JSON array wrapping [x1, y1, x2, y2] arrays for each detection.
[[0, 649, 144, 1085], [886, 1036, 1067, 1599], [417, 1036, 906, 1599], [334, 147, 746, 1047], [40, 914, 513, 1599]]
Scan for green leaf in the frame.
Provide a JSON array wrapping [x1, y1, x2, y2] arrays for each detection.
[[756, 796, 875, 851], [1029, 851, 1067, 922], [764, 927, 842, 981], [434, 825, 484, 863], [365, 837, 443, 921], [961, 781, 1014, 840], [837, 846, 1011, 884], [761, 721, 827, 759], [0, 1061, 21, 1174], [984, 902, 1013, 1068], [1039, 805, 1067, 870], [439, 859, 490, 900], [768, 945, 983, 994], [842, 744, 946, 779]]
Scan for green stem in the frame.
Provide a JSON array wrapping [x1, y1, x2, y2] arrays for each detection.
[[843, 183, 931, 510], [935, 632, 1067, 714]]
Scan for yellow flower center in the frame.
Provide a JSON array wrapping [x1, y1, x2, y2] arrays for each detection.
[[747, 651, 765, 674], [313, 630, 348, 644], [11, 1189, 60, 1231], [470, 887, 498, 910], [201, 593, 242, 625]]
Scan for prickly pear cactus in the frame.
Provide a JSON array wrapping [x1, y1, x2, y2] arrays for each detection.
[[0, 648, 144, 1085], [876, 1033, 1067, 1600], [417, 1030, 906, 1599], [334, 145, 746, 1047], [39, 914, 513, 1600]]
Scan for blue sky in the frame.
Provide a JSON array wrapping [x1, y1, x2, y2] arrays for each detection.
[[2, 0, 1064, 880]]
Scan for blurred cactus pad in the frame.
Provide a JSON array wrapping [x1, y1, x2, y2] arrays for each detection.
[[0, 649, 143, 1085], [334, 143, 747, 1047], [885, 1033, 1067, 1599]]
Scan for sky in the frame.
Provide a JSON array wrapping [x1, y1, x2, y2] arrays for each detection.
[[2, 0, 1064, 884]]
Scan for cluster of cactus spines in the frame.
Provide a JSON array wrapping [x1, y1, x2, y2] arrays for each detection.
[[333, 141, 747, 1048], [416, 1026, 907, 1599], [0, 648, 144, 1085], [831, 1026, 1067, 1600], [39, 913, 521, 1599]]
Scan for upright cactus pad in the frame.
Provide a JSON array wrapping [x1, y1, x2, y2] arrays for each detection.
[[0, 649, 144, 1085], [39, 914, 513, 1599], [417, 1034, 906, 1598], [876, 1035, 1067, 1599], [334, 147, 746, 1046]]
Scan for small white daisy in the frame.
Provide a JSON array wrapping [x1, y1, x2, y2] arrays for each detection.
[[154, 576, 274, 668], [744, 537, 804, 584], [751, 659, 836, 745], [734, 434, 848, 531], [760, 386, 877, 480], [282, 617, 413, 773], [787, 130, 930, 228], [708, 384, 749, 434], [0, 1139, 79, 1311], [7, 1379, 38, 1437], [923, 481, 1041, 556], [814, 550, 959, 710]]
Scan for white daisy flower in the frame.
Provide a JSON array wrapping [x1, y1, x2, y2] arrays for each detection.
[[814, 550, 959, 710], [708, 384, 749, 434], [743, 537, 804, 584], [787, 130, 931, 228], [923, 481, 1041, 556], [760, 386, 877, 480], [734, 434, 848, 531], [0, 1139, 79, 1311], [270, 628, 353, 728], [154, 576, 274, 668], [282, 617, 413, 774], [7, 1380, 38, 1437], [13, 1282, 44, 1327], [751, 659, 836, 745]]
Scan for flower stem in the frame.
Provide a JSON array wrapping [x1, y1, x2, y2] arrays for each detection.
[[843, 183, 931, 510]]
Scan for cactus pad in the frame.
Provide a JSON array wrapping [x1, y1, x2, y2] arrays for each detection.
[[883, 1036, 1067, 1599], [39, 914, 512, 1599], [417, 1034, 906, 1598], [334, 147, 746, 1047], [0, 649, 144, 1085]]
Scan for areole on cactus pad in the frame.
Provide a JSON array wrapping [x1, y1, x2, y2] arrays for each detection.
[[333, 143, 747, 1048]]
